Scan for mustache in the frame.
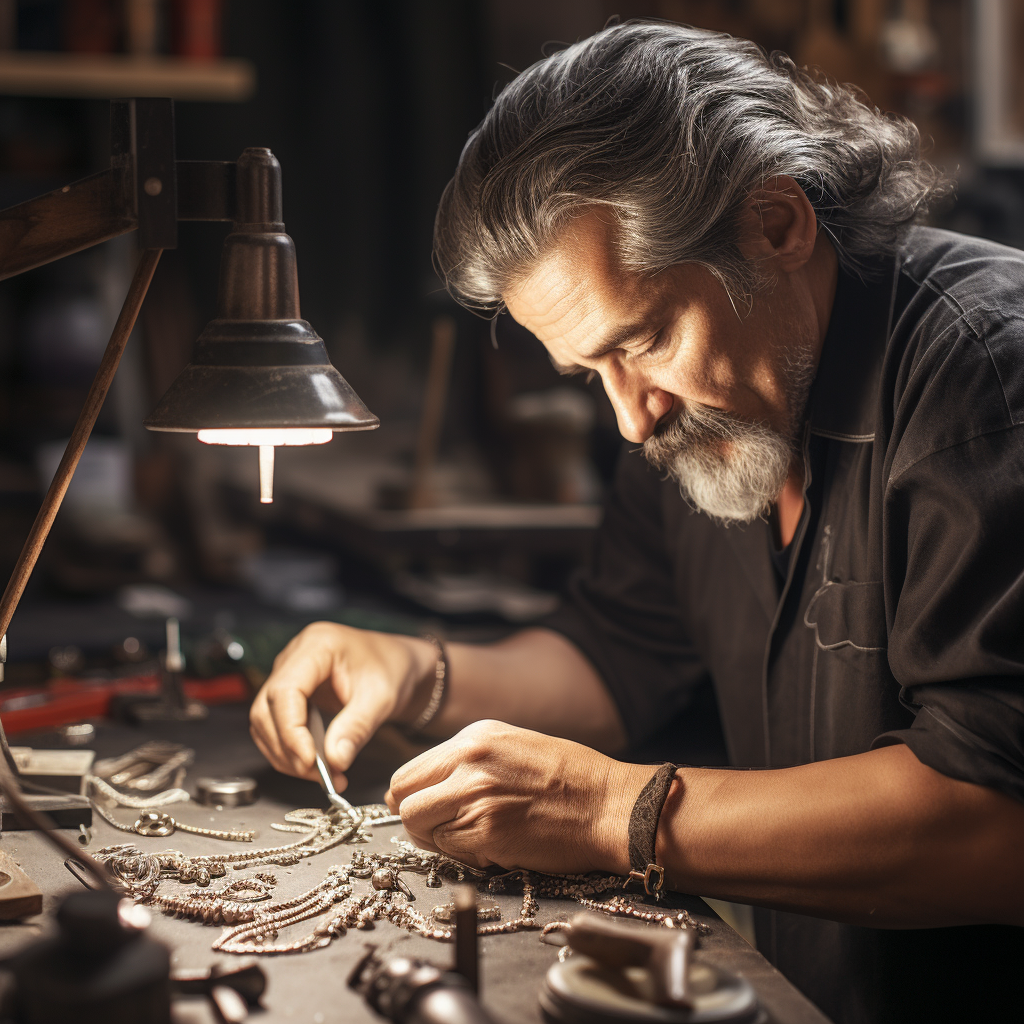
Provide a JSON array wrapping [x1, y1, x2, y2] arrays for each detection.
[[641, 401, 795, 524], [642, 403, 780, 470]]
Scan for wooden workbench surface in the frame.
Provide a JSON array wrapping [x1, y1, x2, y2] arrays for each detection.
[[0, 704, 832, 1024]]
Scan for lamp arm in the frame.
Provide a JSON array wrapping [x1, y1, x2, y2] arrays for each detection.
[[0, 157, 238, 283], [0, 166, 135, 282]]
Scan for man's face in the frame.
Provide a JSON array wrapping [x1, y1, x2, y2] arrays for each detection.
[[503, 209, 824, 523]]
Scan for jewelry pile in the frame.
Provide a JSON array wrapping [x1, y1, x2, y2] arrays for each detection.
[[97, 807, 369, 890], [86, 745, 710, 958], [86, 741, 242, 840], [95, 809, 710, 957]]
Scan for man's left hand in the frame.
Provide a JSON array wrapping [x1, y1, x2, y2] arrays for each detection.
[[385, 720, 652, 874]]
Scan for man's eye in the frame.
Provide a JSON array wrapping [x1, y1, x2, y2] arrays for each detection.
[[636, 330, 667, 359]]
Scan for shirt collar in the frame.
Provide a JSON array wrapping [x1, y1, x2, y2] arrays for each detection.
[[807, 257, 897, 441]]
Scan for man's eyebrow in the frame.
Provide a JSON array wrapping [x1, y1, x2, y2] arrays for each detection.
[[579, 318, 656, 361], [547, 318, 655, 375]]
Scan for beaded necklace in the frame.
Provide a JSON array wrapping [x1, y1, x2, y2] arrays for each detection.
[[94, 808, 710, 957]]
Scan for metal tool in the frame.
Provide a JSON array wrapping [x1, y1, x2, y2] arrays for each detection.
[[4, 890, 172, 1024], [560, 913, 697, 1007], [195, 775, 259, 807], [349, 946, 498, 1024], [306, 706, 360, 822], [171, 960, 267, 1023], [540, 913, 762, 1023]]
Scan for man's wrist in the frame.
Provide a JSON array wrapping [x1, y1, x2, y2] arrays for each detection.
[[393, 636, 447, 728], [595, 761, 667, 876], [625, 762, 679, 897], [654, 770, 685, 883]]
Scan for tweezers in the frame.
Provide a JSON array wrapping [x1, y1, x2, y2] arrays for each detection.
[[306, 706, 361, 824]]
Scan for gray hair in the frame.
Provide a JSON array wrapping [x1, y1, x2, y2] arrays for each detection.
[[434, 20, 951, 311]]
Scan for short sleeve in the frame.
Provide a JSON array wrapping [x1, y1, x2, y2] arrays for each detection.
[[541, 449, 711, 747], [874, 424, 1024, 803]]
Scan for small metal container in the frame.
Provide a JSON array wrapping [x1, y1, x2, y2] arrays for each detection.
[[194, 776, 258, 807]]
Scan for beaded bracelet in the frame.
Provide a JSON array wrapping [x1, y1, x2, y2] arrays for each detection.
[[409, 634, 448, 733]]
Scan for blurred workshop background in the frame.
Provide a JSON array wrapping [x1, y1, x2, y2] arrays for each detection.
[[0, 0, 1019, 710]]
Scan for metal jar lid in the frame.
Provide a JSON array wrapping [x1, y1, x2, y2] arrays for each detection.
[[194, 776, 258, 807]]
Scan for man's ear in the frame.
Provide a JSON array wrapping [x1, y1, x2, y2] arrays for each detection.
[[737, 175, 818, 272]]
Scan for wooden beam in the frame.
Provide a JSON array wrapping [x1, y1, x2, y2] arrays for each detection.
[[0, 167, 136, 282], [0, 52, 255, 102]]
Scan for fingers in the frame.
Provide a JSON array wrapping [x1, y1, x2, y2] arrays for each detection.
[[322, 686, 394, 788], [393, 775, 497, 870], [394, 778, 465, 850], [432, 820, 496, 870], [388, 721, 502, 808], [387, 745, 458, 806], [250, 678, 318, 777], [249, 626, 336, 779], [386, 724, 512, 869], [249, 687, 296, 775]]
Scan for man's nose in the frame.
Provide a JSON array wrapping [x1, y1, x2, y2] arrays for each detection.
[[601, 368, 674, 443]]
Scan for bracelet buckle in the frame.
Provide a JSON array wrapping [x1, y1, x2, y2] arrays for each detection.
[[628, 862, 665, 899]]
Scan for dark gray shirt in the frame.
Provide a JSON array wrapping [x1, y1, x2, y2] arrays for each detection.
[[544, 226, 1024, 1024]]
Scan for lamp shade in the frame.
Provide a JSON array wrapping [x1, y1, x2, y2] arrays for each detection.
[[143, 318, 378, 432], [144, 147, 378, 435]]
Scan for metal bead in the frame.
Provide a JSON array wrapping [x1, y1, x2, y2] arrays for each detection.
[[370, 867, 394, 891]]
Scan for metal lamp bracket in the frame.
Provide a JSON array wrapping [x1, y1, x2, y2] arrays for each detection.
[[0, 97, 238, 281]]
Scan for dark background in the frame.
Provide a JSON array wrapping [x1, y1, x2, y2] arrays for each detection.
[[0, 0, 1020, 687]]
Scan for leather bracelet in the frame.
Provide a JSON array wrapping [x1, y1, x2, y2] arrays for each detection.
[[408, 634, 447, 733], [627, 762, 678, 898]]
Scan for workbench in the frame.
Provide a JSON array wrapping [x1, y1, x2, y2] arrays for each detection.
[[0, 704, 833, 1024]]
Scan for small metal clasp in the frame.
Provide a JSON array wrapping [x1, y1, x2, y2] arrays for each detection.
[[135, 811, 176, 837], [628, 863, 666, 899]]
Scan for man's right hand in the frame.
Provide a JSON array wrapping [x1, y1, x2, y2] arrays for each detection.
[[248, 622, 437, 792]]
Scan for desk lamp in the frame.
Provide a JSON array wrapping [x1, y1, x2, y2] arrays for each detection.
[[144, 144, 378, 500], [0, 98, 377, 826]]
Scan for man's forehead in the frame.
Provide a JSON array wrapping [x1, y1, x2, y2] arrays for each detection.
[[504, 211, 639, 354]]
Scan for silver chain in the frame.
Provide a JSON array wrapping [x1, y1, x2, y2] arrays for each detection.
[[86, 774, 190, 809], [95, 814, 710, 958], [91, 800, 255, 842]]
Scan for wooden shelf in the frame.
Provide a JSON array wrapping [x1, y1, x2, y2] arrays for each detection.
[[0, 51, 255, 101]]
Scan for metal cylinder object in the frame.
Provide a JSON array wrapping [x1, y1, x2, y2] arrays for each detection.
[[194, 776, 258, 808]]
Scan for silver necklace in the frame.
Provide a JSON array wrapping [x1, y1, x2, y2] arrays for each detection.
[[211, 876, 544, 956], [147, 874, 279, 924], [96, 806, 369, 892], [571, 894, 711, 934], [93, 741, 194, 792], [92, 800, 256, 842], [86, 774, 191, 808], [269, 805, 396, 834], [98, 808, 711, 958]]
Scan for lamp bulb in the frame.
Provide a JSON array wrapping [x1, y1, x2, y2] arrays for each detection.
[[196, 428, 333, 446], [197, 428, 333, 504]]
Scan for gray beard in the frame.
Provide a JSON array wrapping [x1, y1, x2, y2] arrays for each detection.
[[642, 349, 815, 525]]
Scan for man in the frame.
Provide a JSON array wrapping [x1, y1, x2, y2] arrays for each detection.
[[250, 22, 1024, 1024]]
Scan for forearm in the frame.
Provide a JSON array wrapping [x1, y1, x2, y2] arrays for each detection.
[[397, 628, 627, 752], [650, 744, 1024, 927]]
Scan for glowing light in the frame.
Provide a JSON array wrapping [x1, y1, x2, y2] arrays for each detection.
[[197, 428, 333, 446], [197, 429, 333, 505], [259, 445, 274, 503]]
